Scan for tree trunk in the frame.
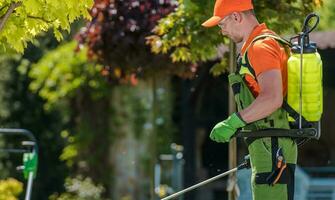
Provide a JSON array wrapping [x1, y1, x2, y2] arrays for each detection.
[[109, 79, 171, 200]]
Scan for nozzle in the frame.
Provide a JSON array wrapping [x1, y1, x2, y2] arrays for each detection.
[[237, 155, 251, 170]]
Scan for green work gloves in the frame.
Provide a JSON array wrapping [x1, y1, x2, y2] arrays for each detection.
[[210, 113, 246, 143]]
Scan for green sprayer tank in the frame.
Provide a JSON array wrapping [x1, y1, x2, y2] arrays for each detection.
[[287, 36, 323, 122]]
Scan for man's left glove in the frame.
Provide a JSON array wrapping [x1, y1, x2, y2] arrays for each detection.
[[210, 112, 246, 143]]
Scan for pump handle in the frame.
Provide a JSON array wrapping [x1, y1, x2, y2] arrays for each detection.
[[302, 13, 319, 34]]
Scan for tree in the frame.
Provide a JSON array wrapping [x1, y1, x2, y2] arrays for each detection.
[[76, 0, 197, 82], [75, 1, 182, 199], [28, 39, 176, 199], [317, 0, 335, 30], [0, 0, 93, 52], [146, 0, 323, 75], [28, 40, 115, 192]]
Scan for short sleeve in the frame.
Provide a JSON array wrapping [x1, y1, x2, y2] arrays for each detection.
[[247, 38, 282, 77]]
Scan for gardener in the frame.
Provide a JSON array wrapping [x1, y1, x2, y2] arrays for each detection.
[[202, 0, 297, 199]]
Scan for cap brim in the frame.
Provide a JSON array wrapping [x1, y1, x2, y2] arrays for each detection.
[[201, 16, 222, 27]]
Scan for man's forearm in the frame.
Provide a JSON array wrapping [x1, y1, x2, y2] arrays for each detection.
[[238, 92, 283, 124]]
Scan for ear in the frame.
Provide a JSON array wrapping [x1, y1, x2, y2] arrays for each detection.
[[231, 12, 242, 23]]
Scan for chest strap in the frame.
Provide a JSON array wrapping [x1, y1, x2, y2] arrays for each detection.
[[234, 127, 318, 139]]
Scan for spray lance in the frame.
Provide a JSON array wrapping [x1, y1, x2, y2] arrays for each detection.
[[161, 155, 250, 200]]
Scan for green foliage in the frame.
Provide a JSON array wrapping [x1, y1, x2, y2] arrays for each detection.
[[49, 176, 106, 200], [0, 178, 23, 200], [59, 130, 78, 167], [317, 0, 335, 30], [29, 41, 109, 110], [0, 0, 93, 52], [147, 0, 322, 75], [0, 33, 70, 199], [28, 41, 114, 189], [146, 0, 221, 63], [209, 56, 228, 76], [0, 50, 19, 122]]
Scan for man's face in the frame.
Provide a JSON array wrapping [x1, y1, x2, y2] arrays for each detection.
[[218, 13, 243, 43]]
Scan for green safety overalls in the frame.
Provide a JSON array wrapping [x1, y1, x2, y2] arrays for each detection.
[[229, 35, 298, 200]]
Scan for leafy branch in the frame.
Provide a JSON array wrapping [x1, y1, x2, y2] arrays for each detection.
[[27, 15, 53, 23], [0, 4, 9, 13], [0, 2, 22, 32]]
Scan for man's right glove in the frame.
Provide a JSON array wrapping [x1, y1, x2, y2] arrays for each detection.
[[210, 112, 246, 143]]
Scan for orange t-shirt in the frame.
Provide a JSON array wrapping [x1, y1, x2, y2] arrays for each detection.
[[240, 23, 288, 97]]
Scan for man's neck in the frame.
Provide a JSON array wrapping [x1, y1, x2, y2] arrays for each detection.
[[237, 18, 260, 51], [244, 23, 259, 43]]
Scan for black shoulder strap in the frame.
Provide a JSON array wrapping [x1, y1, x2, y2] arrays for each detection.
[[242, 34, 292, 78], [242, 35, 312, 130], [249, 34, 292, 47], [282, 101, 311, 128]]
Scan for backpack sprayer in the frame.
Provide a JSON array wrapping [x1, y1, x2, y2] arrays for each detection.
[[236, 13, 322, 142], [161, 13, 322, 200], [288, 13, 322, 136], [0, 129, 38, 200]]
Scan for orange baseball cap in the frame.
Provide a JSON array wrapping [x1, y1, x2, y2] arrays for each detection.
[[202, 0, 254, 27]]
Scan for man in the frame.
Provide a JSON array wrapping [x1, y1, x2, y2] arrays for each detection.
[[202, 0, 297, 200]]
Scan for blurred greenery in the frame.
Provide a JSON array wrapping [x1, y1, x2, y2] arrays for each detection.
[[49, 176, 106, 200], [147, 0, 323, 76], [0, 35, 69, 199], [0, 0, 333, 200], [0, 178, 23, 200], [29, 41, 109, 111], [24, 27, 177, 200], [0, 19, 88, 199], [317, 0, 335, 30]]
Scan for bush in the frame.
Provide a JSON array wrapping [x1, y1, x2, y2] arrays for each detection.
[[0, 178, 23, 200], [49, 176, 107, 200]]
